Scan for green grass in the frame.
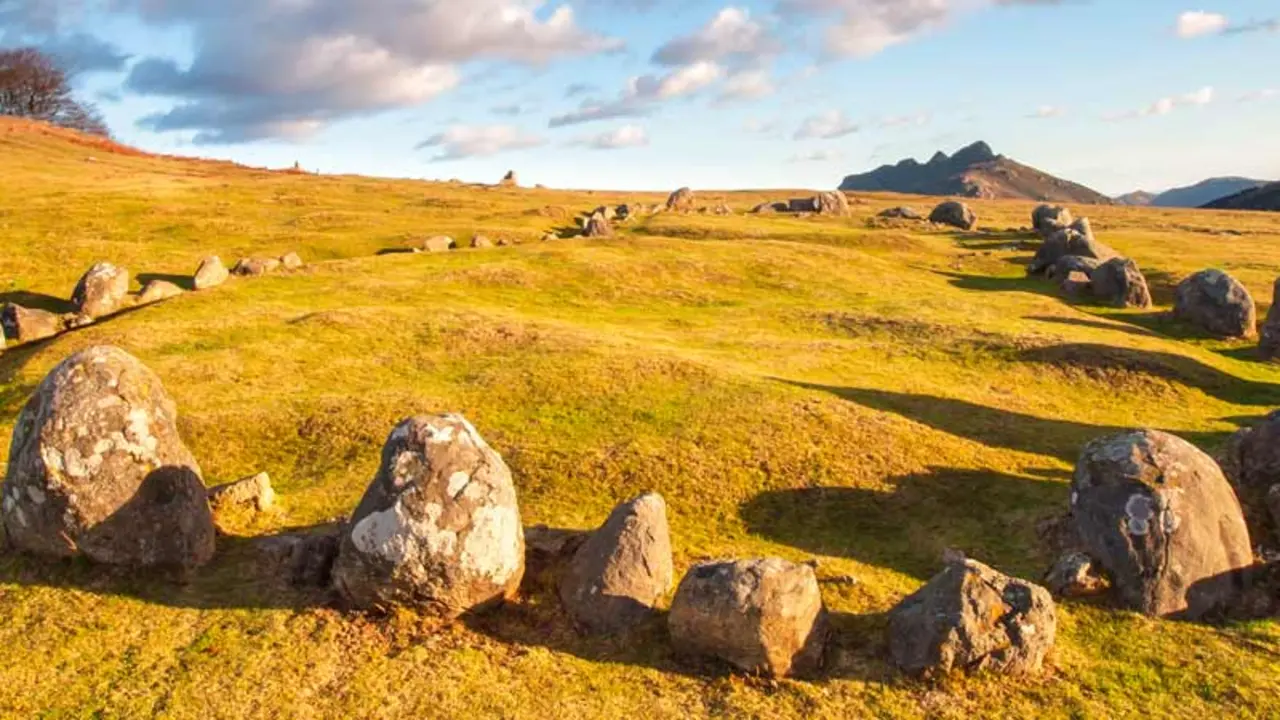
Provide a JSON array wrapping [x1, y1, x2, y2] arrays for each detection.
[[3, 118, 1280, 718]]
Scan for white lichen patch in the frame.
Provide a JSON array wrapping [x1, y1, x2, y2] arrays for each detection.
[[350, 497, 457, 566], [423, 423, 456, 446], [460, 504, 522, 582], [446, 471, 471, 499], [1125, 494, 1155, 536]]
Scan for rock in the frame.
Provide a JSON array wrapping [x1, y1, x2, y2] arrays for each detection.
[[1219, 413, 1280, 547], [1, 346, 215, 568], [280, 252, 304, 270], [1091, 257, 1153, 308], [331, 415, 525, 616], [495, 237, 512, 247], [138, 280, 184, 305], [666, 187, 695, 212], [815, 191, 850, 216], [669, 557, 828, 678], [1268, 485, 1280, 543], [422, 236, 457, 253], [615, 205, 631, 221], [1044, 255, 1102, 283], [1173, 269, 1257, 338], [592, 206, 617, 222], [559, 492, 674, 635], [471, 235, 495, 249], [1259, 279, 1280, 359], [72, 262, 130, 318], [709, 202, 733, 216], [1032, 205, 1074, 238], [1069, 430, 1253, 618], [231, 258, 281, 277], [889, 559, 1056, 677], [929, 201, 977, 231], [1070, 217, 1095, 242], [752, 202, 787, 214], [499, 170, 519, 188], [1, 304, 62, 344], [787, 197, 817, 213], [193, 256, 230, 290], [1028, 228, 1116, 275], [208, 472, 275, 512], [541, 232, 559, 242], [1044, 551, 1109, 598], [879, 206, 923, 220], [1059, 271, 1092, 300], [584, 212, 614, 238]]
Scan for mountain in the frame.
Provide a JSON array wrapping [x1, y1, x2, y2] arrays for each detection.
[[1115, 190, 1156, 206], [1203, 181, 1280, 211], [838, 141, 1112, 204], [1147, 177, 1270, 208]]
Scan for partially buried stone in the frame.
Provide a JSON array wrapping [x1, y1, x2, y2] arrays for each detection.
[[1, 304, 62, 344]]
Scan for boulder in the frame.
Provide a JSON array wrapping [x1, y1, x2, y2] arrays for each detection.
[[787, 197, 817, 213], [584, 213, 613, 238], [1, 346, 215, 568], [1091, 257, 1153, 308], [815, 192, 850, 217], [208, 472, 275, 513], [1219, 412, 1280, 547], [72, 262, 130, 318], [929, 201, 977, 231], [559, 493, 674, 635], [470, 235, 495, 249], [1070, 217, 1095, 242], [879, 206, 923, 220], [331, 415, 525, 616], [615, 205, 632, 221], [592, 206, 618, 222], [1032, 205, 1074, 238], [280, 252, 304, 270], [1028, 228, 1116, 275], [666, 187, 695, 212], [499, 171, 519, 188], [541, 232, 559, 243], [889, 559, 1056, 677], [669, 557, 828, 678], [1045, 255, 1102, 283], [1, 304, 62, 344], [752, 202, 787, 215], [1259, 279, 1280, 359], [193, 256, 229, 290], [231, 258, 281, 277], [138, 280, 184, 305], [1069, 430, 1253, 618], [422, 236, 457, 253], [1173, 269, 1257, 338], [1059, 271, 1092, 300]]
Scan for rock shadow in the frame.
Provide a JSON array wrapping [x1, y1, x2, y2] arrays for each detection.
[[0, 290, 75, 314], [1023, 314, 1162, 338], [136, 272, 196, 292], [935, 270, 1056, 299]]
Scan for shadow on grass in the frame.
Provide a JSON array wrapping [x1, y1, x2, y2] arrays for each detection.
[[137, 272, 196, 292], [0, 290, 75, 314], [1024, 314, 1163, 338], [936, 270, 1056, 298]]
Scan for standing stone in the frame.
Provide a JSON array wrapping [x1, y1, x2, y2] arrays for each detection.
[[280, 252, 305, 270], [1219, 412, 1280, 547], [1258, 279, 1280, 359], [559, 493, 674, 635], [929, 201, 977, 231], [138, 280, 184, 305], [666, 187, 696, 212], [815, 191, 850, 217], [1174, 269, 1257, 338], [1, 304, 62, 344], [1091, 257, 1153, 308], [193, 256, 230, 290], [1032, 205, 1074, 238], [231, 258, 281, 277], [331, 415, 525, 616], [889, 559, 1057, 677], [422, 236, 457, 253], [499, 171, 519, 188], [2, 346, 215, 568], [1069, 430, 1253, 619], [72, 262, 130, 318], [669, 558, 828, 678]]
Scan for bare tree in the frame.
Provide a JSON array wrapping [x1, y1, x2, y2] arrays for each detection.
[[0, 47, 111, 137]]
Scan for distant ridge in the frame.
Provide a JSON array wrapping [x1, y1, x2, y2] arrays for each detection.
[[1203, 181, 1280, 212], [1115, 190, 1156, 206], [839, 141, 1112, 204]]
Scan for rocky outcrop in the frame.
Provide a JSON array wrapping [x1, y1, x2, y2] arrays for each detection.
[[2, 346, 215, 568], [584, 212, 613, 238], [1173, 269, 1257, 338], [499, 171, 519, 188], [815, 191, 850, 217], [1028, 227, 1116, 275], [929, 201, 977, 231], [72, 262, 129, 318]]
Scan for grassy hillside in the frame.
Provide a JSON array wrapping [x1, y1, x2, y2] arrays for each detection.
[[2, 117, 1280, 718]]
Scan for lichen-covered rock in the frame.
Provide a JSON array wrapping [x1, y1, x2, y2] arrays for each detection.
[[1045, 255, 1102, 283], [331, 415, 524, 616], [815, 191, 850, 217], [1032, 205, 1074, 238], [1070, 430, 1253, 618], [1028, 227, 1116, 275], [193, 256, 229, 290], [1091, 257, 1153, 308], [231, 257, 281, 277], [1259, 279, 1280, 360], [280, 252, 304, 270], [929, 201, 977, 231], [666, 187, 695, 212], [584, 212, 613, 238], [1044, 551, 1109, 598], [208, 472, 275, 512], [138, 280, 184, 305], [669, 557, 828, 678], [1219, 413, 1280, 547], [72, 262, 130, 318], [879, 206, 923, 220], [1, 304, 62, 344], [1174, 269, 1257, 338], [889, 559, 1056, 677], [422, 236, 457, 253], [2, 346, 215, 568], [560, 492, 674, 635]]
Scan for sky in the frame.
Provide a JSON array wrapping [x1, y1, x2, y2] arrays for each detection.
[[2, 0, 1279, 195]]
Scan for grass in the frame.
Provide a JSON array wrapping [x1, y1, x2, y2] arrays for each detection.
[[2, 117, 1280, 718]]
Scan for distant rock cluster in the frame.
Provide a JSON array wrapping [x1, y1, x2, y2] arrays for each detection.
[[1025, 204, 1152, 309]]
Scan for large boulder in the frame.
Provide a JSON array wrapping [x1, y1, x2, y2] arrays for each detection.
[[1, 346, 215, 568], [193, 256, 229, 290], [1, 304, 62, 344], [1259, 279, 1280, 359], [1173, 269, 1257, 338], [1045, 255, 1102, 283], [815, 191, 850, 217], [72, 262, 130, 318], [1068, 430, 1253, 618], [1028, 228, 1116, 275], [1091, 257, 1153, 308], [1219, 412, 1280, 547], [669, 557, 828, 678], [1032, 205, 1074, 238], [666, 187, 695, 212], [889, 558, 1056, 677], [929, 201, 977, 231], [559, 492, 674, 635], [584, 212, 614, 238], [331, 415, 525, 616]]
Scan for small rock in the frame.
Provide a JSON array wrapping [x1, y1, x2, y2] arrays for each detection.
[[1044, 551, 1109, 598], [471, 235, 495, 249], [499, 170, 519, 188], [138, 280, 184, 305], [584, 213, 614, 238], [1045, 255, 1102, 283], [929, 201, 977, 231], [208, 472, 275, 512], [879, 206, 923, 220], [280, 252, 304, 270], [231, 258, 281, 277], [1, 304, 62, 344], [72, 262, 130, 318], [1174, 269, 1257, 338], [193, 256, 230, 290], [422, 236, 457, 253]]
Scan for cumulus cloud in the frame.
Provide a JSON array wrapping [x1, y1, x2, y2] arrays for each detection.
[[1176, 11, 1229, 38], [549, 61, 722, 126], [652, 7, 777, 66], [416, 124, 544, 161], [1105, 86, 1214, 121], [1, 1, 130, 72], [794, 109, 859, 139], [577, 124, 650, 149]]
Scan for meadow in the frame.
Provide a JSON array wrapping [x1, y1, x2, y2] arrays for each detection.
[[2, 118, 1280, 718]]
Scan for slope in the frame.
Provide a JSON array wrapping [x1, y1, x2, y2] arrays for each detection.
[[1204, 181, 1280, 212], [1152, 177, 1271, 208]]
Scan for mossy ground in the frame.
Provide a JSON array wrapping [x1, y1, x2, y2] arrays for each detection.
[[2, 118, 1280, 718]]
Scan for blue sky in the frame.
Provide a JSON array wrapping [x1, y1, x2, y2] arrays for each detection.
[[4, 0, 1278, 194]]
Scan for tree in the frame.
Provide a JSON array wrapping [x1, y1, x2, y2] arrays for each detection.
[[0, 47, 111, 137]]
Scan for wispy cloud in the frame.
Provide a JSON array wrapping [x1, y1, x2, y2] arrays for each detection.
[[1028, 105, 1065, 119], [1239, 88, 1279, 103], [788, 149, 844, 163], [416, 124, 544, 161], [1175, 10, 1278, 38], [1104, 87, 1214, 121], [549, 61, 723, 127], [794, 109, 859, 140], [574, 124, 650, 149]]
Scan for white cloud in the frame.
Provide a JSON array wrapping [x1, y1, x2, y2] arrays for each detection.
[[1028, 105, 1065, 119], [550, 61, 722, 126], [579, 124, 650, 149], [779, 0, 953, 57], [744, 117, 781, 134], [879, 112, 931, 128], [1239, 88, 1279, 103], [1105, 86, 1215, 121], [794, 109, 859, 139], [789, 149, 844, 163], [417, 124, 544, 161], [718, 69, 776, 102], [1176, 10, 1229, 38], [652, 7, 776, 65]]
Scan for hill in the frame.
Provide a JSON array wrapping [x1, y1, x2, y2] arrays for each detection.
[[3, 118, 1280, 718], [1204, 180, 1280, 212], [1114, 190, 1156, 206], [838, 141, 1112, 204], [1148, 177, 1271, 208]]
